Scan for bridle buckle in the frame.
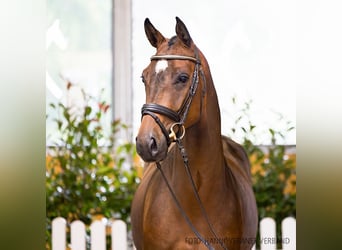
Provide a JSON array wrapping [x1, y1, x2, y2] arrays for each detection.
[[169, 122, 185, 141]]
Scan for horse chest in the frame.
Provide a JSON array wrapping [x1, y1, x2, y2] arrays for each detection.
[[132, 167, 242, 249]]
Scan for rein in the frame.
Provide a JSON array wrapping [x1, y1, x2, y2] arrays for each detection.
[[140, 51, 227, 250]]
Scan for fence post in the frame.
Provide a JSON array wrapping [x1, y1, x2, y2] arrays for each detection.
[[90, 220, 106, 250], [52, 217, 66, 250], [259, 217, 276, 250], [282, 217, 296, 250], [112, 220, 127, 250], [70, 220, 86, 250]]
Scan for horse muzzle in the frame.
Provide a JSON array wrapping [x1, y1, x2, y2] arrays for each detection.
[[136, 116, 169, 162]]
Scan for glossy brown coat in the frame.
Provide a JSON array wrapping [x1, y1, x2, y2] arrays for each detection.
[[132, 17, 258, 250]]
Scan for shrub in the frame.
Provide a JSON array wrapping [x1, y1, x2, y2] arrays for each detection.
[[46, 83, 140, 248]]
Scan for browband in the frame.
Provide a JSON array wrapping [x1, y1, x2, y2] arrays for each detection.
[[151, 55, 200, 64]]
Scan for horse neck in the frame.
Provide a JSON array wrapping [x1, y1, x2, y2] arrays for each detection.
[[182, 59, 225, 178]]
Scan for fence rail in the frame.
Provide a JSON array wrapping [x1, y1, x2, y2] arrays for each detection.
[[51, 217, 296, 250]]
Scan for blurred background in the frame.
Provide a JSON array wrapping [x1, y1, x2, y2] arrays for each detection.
[[46, 0, 296, 145], [46, 0, 296, 249]]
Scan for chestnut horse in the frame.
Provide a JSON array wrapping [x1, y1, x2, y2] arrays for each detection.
[[132, 17, 257, 250]]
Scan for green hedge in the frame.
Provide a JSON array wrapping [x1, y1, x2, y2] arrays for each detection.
[[46, 84, 140, 248]]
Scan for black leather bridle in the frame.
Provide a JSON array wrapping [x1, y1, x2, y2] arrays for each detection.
[[141, 52, 201, 146], [140, 50, 227, 250]]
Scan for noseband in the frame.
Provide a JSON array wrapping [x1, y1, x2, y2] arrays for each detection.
[[141, 51, 202, 146]]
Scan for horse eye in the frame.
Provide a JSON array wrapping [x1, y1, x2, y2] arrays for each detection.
[[141, 75, 146, 84], [177, 74, 189, 84]]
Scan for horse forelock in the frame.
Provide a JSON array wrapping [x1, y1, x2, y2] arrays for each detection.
[[167, 36, 177, 48], [166, 35, 195, 52]]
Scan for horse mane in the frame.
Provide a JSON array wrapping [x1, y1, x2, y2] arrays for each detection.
[[222, 135, 252, 185]]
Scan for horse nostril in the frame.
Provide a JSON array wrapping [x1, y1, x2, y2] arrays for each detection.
[[149, 137, 158, 157]]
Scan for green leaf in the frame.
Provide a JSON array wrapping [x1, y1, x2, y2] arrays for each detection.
[[96, 166, 114, 175], [241, 127, 247, 133], [85, 106, 92, 116], [269, 128, 275, 136]]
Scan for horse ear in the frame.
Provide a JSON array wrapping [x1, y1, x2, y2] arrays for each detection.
[[144, 18, 166, 48], [175, 17, 193, 47]]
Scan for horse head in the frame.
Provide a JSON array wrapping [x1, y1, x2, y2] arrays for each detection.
[[136, 17, 205, 162]]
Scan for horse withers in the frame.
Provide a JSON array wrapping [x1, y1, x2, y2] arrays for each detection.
[[132, 17, 258, 250]]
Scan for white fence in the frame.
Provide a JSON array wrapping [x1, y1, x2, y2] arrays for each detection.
[[51, 217, 296, 250], [52, 218, 128, 250], [252, 217, 296, 250]]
